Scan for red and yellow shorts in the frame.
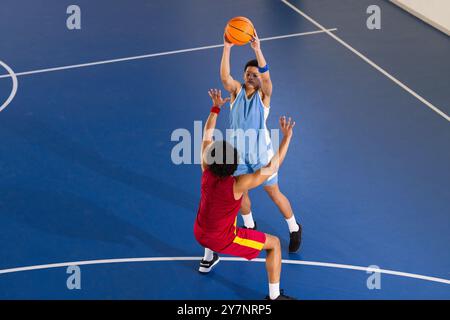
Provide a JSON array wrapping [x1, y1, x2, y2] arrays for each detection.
[[219, 227, 266, 260]]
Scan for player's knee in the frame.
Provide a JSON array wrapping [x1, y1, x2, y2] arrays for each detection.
[[272, 236, 280, 249], [265, 234, 280, 250], [266, 188, 282, 203], [264, 185, 276, 196], [272, 236, 281, 253]]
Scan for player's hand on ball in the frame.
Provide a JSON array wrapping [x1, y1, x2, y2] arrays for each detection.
[[223, 34, 234, 48], [208, 89, 230, 108], [280, 116, 295, 138], [250, 30, 261, 51]]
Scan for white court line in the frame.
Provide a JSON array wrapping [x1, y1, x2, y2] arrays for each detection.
[[0, 256, 449, 286], [0, 29, 336, 80], [0, 60, 18, 113], [281, 0, 450, 122]]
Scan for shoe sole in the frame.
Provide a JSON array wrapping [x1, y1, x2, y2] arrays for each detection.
[[289, 241, 302, 253], [198, 257, 220, 274], [289, 247, 300, 253]]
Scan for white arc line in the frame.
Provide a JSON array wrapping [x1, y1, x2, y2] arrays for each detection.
[[0, 60, 18, 113], [0, 29, 336, 80], [281, 0, 450, 122], [0, 256, 449, 285]]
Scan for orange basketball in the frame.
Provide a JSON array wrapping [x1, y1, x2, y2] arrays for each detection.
[[224, 16, 255, 46]]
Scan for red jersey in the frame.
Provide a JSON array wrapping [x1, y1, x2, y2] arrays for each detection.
[[194, 168, 242, 251]]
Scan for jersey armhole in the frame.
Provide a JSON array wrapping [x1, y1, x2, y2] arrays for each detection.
[[230, 84, 244, 110], [258, 91, 271, 109]]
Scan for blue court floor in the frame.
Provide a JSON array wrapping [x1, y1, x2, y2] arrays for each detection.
[[0, 0, 449, 299]]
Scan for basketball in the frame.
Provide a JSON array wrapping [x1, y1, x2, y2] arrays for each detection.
[[224, 16, 255, 46]]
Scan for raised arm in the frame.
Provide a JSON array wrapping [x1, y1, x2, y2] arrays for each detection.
[[234, 116, 295, 192], [201, 89, 231, 171], [220, 36, 241, 95], [250, 31, 272, 98]]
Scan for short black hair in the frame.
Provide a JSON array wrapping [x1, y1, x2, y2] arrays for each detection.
[[206, 141, 239, 178], [244, 59, 258, 72]]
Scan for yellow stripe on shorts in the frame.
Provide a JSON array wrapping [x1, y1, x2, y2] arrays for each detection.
[[233, 236, 264, 250]]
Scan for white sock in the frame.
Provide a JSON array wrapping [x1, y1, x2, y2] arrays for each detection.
[[286, 215, 299, 233], [242, 212, 255, 228], [203, 248, 214, 262], [269, 282, 280, 300]]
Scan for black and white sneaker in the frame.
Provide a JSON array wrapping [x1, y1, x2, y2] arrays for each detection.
[[289, 224, 302, 253], [198, 253, 220, 274], [265, 289, 297, 300]]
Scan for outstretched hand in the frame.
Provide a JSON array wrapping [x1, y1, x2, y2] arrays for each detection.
[[279, 116, 296, 138], [209, 89, 231, 108]]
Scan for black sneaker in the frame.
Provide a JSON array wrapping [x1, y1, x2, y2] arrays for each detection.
[[289, 224, 302, 253], [198, 253, 220, 274], [242, 221, 257, 230], [265, 289, 296, 300]]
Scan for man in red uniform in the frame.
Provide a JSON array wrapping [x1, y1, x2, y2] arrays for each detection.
[[194, 89, 296, 300]]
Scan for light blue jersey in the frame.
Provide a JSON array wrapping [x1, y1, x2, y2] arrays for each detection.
[[228, 85, 277, 186]]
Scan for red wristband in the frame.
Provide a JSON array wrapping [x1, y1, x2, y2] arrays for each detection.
[[211, 106, 221, 114]]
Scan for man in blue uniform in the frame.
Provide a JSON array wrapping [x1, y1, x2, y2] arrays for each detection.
[[220, 31, 302, 253]]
